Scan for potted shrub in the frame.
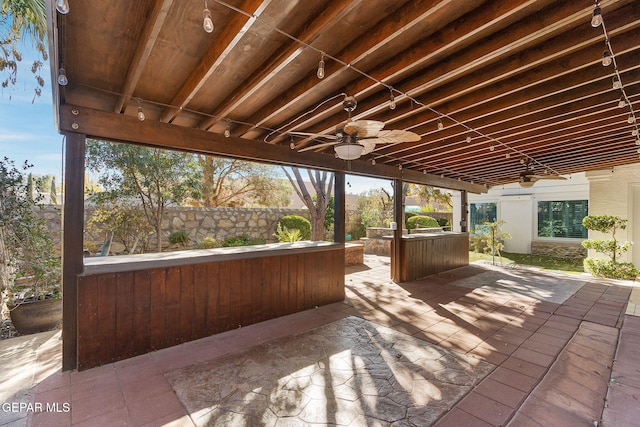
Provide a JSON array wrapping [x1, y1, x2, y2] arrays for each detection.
[[1, 158, 61, 335]]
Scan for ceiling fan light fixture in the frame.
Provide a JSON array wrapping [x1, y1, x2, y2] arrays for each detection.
[[334, 143, 364, 160]]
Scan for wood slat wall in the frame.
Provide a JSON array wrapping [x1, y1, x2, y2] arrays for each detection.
[[393, 234, 469, 282], [77, 247, 345, 370]]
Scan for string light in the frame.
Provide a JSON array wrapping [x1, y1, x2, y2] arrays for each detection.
[[317, 53, 325, 79], [203, 1, 214, 33], [224, 125, 231, 137], [137, 99, 145, 121], [612, 76, 621, 89], [628, 114, 636, 124], [389, 89, 396, 110], [601, 50, 612, 66], [55, 0, 69, 14], [466, 133, 471, 143], [618, 96, 626, 108], [591, 2, 602, 27], [57, 67, 68, 86], [371, 158, 376, 165], [437, 118, 444, 130]]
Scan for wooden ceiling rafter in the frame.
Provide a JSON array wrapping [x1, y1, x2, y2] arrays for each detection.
[[114, 0, 175, 114], [158, 0, 273, 124]]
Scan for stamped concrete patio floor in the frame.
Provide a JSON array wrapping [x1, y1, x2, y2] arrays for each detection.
[[6, 255, 640, 426]]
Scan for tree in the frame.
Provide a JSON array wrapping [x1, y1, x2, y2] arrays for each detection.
[[0, 157, 59, 312], [85, 140, 202, 252], [408, 184, 452, 210], [582, 215, 638, 279], [198, 155, 291, 207], [283, 167, 333, 241], [1, 0, 48, 99]]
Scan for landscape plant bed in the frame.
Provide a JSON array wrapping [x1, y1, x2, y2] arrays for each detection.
[[469, 251, 585, 273]]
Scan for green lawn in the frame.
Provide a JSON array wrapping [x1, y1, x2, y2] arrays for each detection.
[[469, 251, 585, 274]]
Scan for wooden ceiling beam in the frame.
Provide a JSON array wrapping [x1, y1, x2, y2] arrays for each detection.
[[158, 0, 272, 124], [237, 0, 489, 140], [57, 104, 486, 193], [196, 0, 365, 131], [114, 0, 175, 114], [276, 0, 610, 145]]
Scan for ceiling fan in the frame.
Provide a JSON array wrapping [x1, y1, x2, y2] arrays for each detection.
[[519, 162, 567, 187], [293, 96, 421, 160]]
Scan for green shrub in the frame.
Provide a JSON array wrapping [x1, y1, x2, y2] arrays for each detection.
[[222, 234, 266, 247], [273, 224, 302, 242], [406, 215, 440, 230], [169, 230, 189, 246], [584, 259, 638, 280], [198, 237, 220, 249], [437, 218, 450, 230], [278, 215, 311, 240]]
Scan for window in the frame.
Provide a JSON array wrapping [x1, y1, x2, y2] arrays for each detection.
[[537, 200, 588, 239], [470, 203, 496, 231]]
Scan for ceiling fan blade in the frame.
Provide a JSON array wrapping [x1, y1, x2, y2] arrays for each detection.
[[343, 120, 385, 137], [371, 129, 421, 143], [360, 140, 377, 155], [533, 175, 567, 180], [297, 141, 339, 152], [288, 131, 337, 139]]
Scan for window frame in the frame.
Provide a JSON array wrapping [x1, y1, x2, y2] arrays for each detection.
[[535, 199, 588, 241]]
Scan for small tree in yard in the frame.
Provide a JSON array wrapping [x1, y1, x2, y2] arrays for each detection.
[[473, 221, 511, 265], [582, 215, 639, 280]]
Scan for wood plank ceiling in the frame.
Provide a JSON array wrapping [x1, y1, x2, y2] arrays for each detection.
[[51, 0, 640, 189]]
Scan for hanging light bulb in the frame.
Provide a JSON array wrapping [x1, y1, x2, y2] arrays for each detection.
[[137, 106, 145, 121], [56, 0, 69, 14], [489, 145, 494, 152], [618, 96, 627, 108], [628, 114, 636, 124], [224, 125, 231, 138], [389, 90, 396, 110], [423, 169, 427, 175], [466, 133, 471, 143], [203, 1, 214, 33], [505, 152, 510, 159], [57, 67, 68, 86], [602, 51, 612, 66], [398, 164, 402, 170], [437, 118, 444, 130], [290, 141, 295, 150], [612, 76, 622, 89], [591, 4, 602, 27], [317, 53, 325, 79], [371, 158, 376, 165], [633, 128, 639, 137]]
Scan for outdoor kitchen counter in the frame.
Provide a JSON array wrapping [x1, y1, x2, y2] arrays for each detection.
[[82, 241, 343, 275], [384, 232, 469, 281]]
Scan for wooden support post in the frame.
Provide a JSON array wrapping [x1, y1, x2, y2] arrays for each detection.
[[460, 190, 468, 232], [392, 178, 403, 282], [62, 132, 86, 371], [334, 172, 346, 244]]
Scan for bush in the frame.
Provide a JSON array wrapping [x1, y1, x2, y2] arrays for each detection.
[[437, 218, 451, 230], [273, 224, 302, 242], [169, 230, 189, 246], [278, 215, 311, 240], [584, 259, 638, 280], [198, 237, 220, 249], [406, 215, 440, 230], [222, 234, 266, 247]]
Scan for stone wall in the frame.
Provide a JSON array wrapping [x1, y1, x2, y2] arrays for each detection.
[[531, 241, 586, 259], [40, 206, 310, 254]]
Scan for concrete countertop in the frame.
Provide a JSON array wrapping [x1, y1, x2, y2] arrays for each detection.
[[83, 241, 343, 275]]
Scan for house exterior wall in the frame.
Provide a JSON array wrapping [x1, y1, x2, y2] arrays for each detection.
[[586, 163, 640, 265], [453, 173, 589, 255]]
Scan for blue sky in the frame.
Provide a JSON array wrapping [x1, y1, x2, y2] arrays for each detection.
[[0, 40, 63, 180]]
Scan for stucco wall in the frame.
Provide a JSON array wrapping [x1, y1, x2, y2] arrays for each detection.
[[586, 164, 640, 265]]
